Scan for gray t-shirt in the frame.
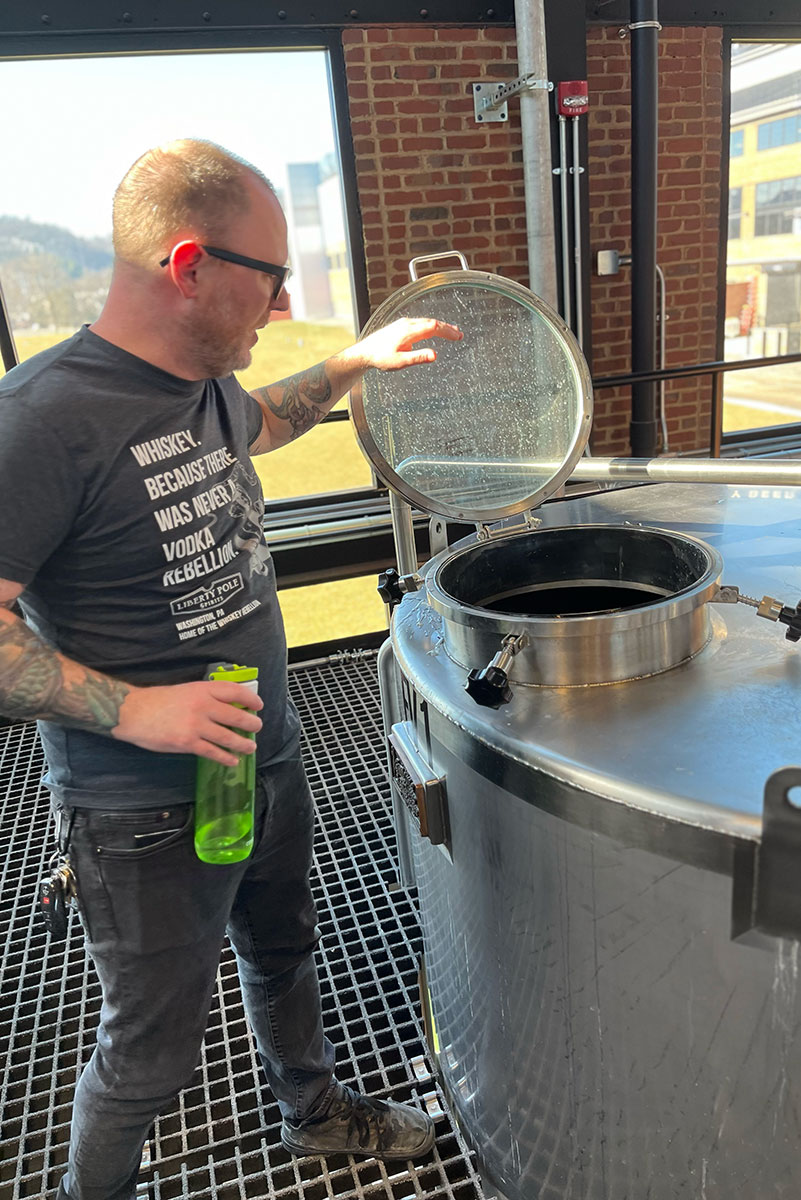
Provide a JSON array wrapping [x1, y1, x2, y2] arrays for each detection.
[[0, 326, 299, 807]]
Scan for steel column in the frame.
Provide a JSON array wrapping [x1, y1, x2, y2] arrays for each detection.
[[629, 0, 660, 456]]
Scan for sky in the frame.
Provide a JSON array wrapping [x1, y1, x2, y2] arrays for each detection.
[[0, 49, 339, 240]]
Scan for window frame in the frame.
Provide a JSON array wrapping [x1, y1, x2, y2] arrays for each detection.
[[0, 26, 377, 500], [719, 29, 801, 450], [727, 185, 743, 240]]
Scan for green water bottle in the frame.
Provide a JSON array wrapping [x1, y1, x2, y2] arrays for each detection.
[[194, 663, 258, 864]]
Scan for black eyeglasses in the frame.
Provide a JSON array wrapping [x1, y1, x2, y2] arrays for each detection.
[[159, 245, 291, 300]]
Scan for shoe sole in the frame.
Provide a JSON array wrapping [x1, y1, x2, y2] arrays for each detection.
[[281, 1125, 436, 1162]]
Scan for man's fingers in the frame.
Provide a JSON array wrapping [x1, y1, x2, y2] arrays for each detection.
[[206, 680, 264, 710], [384, 349, 437, 371], [395, 318, 463, 346], [208, 697, 263, 733], [432, 321, 464, 341], [195, 738, 246, 768], [199, 716, 258, 756]]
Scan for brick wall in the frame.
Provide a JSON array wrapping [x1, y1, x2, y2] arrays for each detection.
[[342, 26, 528, 305], [342, 23, 725, 455], [586, 25, 724, 454]]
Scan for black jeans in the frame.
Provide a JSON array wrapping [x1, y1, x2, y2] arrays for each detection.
[[55, 755, 335, 1200]]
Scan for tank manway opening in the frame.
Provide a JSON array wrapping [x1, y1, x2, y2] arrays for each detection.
[[436, 526, 715, 617], [425, 525, 724, 686]]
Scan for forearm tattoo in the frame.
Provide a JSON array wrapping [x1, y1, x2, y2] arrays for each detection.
[[0, 614, 129, 733], [256, 363, 333, 441]]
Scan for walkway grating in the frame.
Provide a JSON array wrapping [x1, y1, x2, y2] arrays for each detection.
[[0, 652, 484, 1200]]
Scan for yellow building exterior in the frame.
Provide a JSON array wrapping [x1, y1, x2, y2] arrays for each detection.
[[726, 43, 801, 353]]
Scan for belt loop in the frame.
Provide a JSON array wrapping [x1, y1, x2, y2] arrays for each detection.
[[56, 805, 76, 855]]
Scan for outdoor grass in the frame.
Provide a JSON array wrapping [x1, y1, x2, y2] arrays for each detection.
[[7, 321, 385, 646]]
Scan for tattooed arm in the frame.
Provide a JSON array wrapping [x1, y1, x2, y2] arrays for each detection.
[[0, 579, 263, 767], [248, 317, 463, 454]]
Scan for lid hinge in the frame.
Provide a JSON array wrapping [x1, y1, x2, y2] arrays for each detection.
[[476, 511, 542, 542]]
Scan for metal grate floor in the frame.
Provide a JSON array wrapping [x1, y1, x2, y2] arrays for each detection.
[[0, 652, 485, 1200]]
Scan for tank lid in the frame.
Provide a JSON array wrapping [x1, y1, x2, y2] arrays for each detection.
[[349, 268, 593, 523]]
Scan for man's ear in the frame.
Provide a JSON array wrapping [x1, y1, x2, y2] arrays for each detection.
[[165, 240, 204, 298]]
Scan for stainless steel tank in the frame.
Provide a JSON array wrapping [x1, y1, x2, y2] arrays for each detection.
[[350, 256, 801, 1200]]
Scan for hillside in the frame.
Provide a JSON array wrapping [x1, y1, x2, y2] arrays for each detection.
[[0, 215, 113, 330]]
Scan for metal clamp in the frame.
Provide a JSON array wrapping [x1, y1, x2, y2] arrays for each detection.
[[620, 20, 662, 36], [472, 75, 553, 124], [465, 632, 528, 709], [713, 585, 801, 643], [377, 568, 423, 612]]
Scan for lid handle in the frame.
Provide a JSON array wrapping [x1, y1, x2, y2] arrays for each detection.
[[408, 250, 469, 281]]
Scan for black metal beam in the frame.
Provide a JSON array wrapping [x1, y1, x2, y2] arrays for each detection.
[[629, 0, 659, 457], [587, 0, 801, 25], [593, 349, 801, 391], [0, 2, 514, 39], [0, 279, 18, 374]]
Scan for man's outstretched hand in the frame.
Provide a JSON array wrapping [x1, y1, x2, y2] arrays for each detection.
[[355, 318, 463, 372]]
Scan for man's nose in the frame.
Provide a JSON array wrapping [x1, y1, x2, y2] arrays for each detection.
[[270, 287, 290, 314]]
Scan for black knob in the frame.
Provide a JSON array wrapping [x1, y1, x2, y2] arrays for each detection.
[[465, 665, 513, 708], [377, 568, 404, 609], [778, 601, 801, 644]]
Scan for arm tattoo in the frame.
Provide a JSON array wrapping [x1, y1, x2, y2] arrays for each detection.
[[256, 363, 333, 441], [0, 616, 129, 733]]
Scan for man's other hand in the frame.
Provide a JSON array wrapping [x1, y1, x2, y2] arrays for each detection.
[[112, 681, 264, 766]]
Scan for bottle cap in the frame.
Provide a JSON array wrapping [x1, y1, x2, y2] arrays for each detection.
[[206, 662, 259, 684]]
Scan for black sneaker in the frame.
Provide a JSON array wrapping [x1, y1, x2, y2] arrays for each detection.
[[281, 1083, 435, 1161]]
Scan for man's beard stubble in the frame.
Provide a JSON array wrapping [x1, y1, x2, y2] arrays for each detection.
[[180, 295, 253, 379]]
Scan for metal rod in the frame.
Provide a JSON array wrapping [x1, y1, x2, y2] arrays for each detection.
[[515, 0, 558, 307], [571, 115, 584, 349], [710, 371, 724, 458], [656, 263, 668, 451], [390, 491, 418, 576], [376, 640, 416, 888], [265, 514, 394, 544], [571, 457, 801, 487], [593, 349, 801, 392], [629, 0, 660, 457], [266, 454, 801, 545], [558, 115, 572, 328]]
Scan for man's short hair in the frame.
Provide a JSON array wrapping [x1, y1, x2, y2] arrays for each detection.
[[112, 139, 272, 268]]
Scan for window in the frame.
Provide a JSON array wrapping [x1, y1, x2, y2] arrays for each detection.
[[728, 187, 743, 240], [757, 112, 801, 151], [754, 176, 801, 236], [723, 41, 801, 438], [0, 50, 367, 501]]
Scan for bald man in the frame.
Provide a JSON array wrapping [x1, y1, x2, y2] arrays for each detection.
[[0, 139, 462, 1200]]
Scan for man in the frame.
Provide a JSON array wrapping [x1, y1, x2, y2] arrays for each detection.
[[0, 139, 462, 1200]]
